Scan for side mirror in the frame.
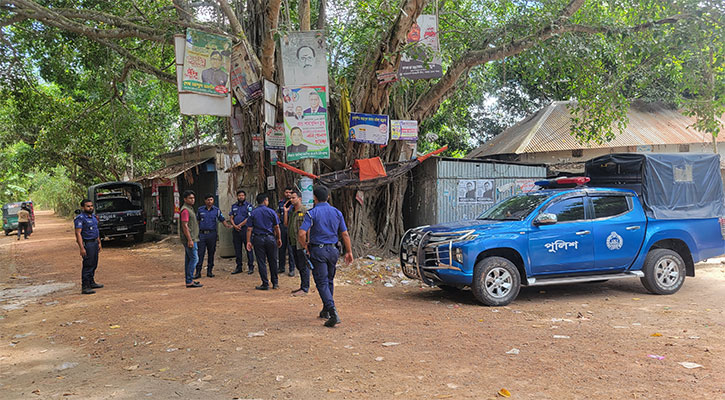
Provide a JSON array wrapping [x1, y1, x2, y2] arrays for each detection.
[[534, 213, 557, 226]]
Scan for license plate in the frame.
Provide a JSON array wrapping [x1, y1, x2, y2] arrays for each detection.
[[117, 226, 128, 231]]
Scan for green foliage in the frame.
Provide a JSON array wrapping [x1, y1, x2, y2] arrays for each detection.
[[30, 166, 85, 217], [0, 142, 35, 204]]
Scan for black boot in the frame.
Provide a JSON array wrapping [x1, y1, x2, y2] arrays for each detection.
[[90, 282, 104, 289], [231, 268, 243, 274], [324, 308, 340, 327], [82, 286, 96, 295], [193, 270, 201, 279], [318, 307, 330, 319]]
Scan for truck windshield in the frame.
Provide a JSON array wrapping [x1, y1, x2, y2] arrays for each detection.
[[96, 198, 140, 213], [477, 193, 551, 221]]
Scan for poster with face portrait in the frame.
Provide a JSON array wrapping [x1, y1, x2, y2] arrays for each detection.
[[230, 42, 262, 105], [349, 113, 389, 145], [280, 31, 328, 87], [457, 179, 496, 204], [399, 15, 443, 80], [182, 29, 232, 96], [282, 85, 329, 161]]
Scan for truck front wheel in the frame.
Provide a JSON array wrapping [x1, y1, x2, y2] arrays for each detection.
[[472, 257, 521, 306], [640, 249, 685, 295]]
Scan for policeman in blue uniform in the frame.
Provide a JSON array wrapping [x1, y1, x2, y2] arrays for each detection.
[[277, 186, 297, 276], [195, 194, 231, 278], [74, 199, 103, 295], [246, 193, 282, 290], [298, 185, 353, 327], [230, 190, 255, 275]]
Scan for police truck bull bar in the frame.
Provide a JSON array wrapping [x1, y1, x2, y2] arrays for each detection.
[[399, 228, 476, 286]]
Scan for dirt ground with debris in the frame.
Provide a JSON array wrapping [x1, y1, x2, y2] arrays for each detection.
[[1, 210, 724, 399]]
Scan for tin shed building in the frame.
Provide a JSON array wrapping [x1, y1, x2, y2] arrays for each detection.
[[404, 157, 547, 228]]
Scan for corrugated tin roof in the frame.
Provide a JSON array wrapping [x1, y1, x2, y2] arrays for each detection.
[[134, 158, 211, 182], [468, 101, 725, 158]]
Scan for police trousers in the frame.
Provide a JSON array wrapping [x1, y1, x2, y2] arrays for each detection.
[[291, 247, 310, 292], [81, 240, 99, 288], [252, 234, 278, 287], [309, 245, 339, 310], [278, 225, 297, 273], [232, 228, 254, 271], [196, 231, 217, 274]]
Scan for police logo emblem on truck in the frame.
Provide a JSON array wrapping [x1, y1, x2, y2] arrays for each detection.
[[606, 231, 623, 250]]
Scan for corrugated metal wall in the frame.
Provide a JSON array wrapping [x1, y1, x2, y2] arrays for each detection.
[[430, 159, 546, 225]]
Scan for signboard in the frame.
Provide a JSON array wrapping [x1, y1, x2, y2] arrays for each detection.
[[399, 15, 443, 80], [265, 123, 286, 150], [457, 179, 496, 204], [391, 120, 418, 141], [282, 86, 329, 161], [230, 42, 262, 105], [349, 113, 389, 145], [181, 29, 232, 96], [300, 177, 314, 208], [280, 31, 328, 87]]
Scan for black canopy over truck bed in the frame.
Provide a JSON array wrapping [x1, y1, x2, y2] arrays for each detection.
[[585, 153, 725, 220]]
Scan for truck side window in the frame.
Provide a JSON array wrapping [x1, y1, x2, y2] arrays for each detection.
[[544, 197, 585, 222], [592, 196, 630, 219]]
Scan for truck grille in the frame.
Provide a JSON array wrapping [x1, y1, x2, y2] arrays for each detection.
[[400, 228, 475, 285]]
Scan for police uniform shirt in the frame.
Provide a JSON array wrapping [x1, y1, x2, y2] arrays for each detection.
[[230, 201, 253, 225], [248, 205, 280, 236], [278, 200, 291, 226], [74, 213, 99, 241], [197, 206, 225, 232], [300, 202, 347, 245]]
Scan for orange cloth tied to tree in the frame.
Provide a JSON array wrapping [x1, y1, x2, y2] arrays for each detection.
[[353, 157, 387, 181]]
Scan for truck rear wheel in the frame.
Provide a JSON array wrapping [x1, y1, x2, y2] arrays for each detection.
[[640, 249, 685, 295], [472, 256, 521, 306]]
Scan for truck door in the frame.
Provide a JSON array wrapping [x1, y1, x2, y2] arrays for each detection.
[[528, 196, 594, 275], [590, 194, 646, 271]]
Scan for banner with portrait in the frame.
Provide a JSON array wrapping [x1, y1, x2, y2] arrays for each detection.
[[282, 85, 329, 161], [230, 42, 263, 104], [181, 29, 232, 96], [399, 15, 443, 80], [280, 31, 328, 87], [349, 113, 389, 145]]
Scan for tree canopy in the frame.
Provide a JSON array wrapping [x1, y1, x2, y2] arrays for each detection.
[[1, 0, 723, 244]]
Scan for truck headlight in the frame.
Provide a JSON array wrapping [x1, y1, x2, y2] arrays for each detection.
[[454, 248, 463, 264]]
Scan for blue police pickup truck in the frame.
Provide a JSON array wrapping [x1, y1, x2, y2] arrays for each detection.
[[400, 153, 725, 306]]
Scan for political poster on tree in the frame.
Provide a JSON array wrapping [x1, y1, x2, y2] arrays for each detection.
[[230, 41, 263, 104], [282, 86, 329, 161], [391, 120, 418, 141], [399, 15, 443, 80], [182, 29, 232, 96], [280, 31, 328, 87], [265, 123, 286, 150], [349, 113, 389, 145]]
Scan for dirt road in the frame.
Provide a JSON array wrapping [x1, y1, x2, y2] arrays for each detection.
[[1, 211, 724, 399]]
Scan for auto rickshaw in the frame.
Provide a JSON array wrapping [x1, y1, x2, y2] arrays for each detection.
[[2, 201, 35, 236]]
